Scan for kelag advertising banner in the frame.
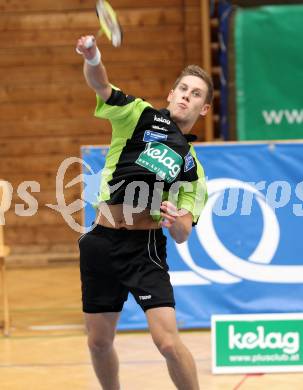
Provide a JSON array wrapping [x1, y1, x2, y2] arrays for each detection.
[[234, 5, 303, 140], [212, 313, 303, 374], [81, 143, 303, 329]]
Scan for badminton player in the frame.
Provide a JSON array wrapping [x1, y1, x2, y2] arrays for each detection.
[[76, 35, 213, 390]]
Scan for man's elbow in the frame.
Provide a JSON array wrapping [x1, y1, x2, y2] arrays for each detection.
[[95, 85, 112, 102]]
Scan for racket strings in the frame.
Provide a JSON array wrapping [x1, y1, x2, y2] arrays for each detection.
[[96, 0, 122, 47]]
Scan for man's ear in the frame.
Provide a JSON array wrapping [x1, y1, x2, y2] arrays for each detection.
[[167, 89, 174, 103], [200, 104, 211, 117]]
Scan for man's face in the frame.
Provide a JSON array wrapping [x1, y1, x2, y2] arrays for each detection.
[[167, 75, 210, 133]]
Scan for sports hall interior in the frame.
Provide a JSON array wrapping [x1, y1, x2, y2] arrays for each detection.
[[1, 0, 303, 389]]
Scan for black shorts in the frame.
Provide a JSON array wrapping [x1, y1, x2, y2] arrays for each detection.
[[79, 225, 175, 313]]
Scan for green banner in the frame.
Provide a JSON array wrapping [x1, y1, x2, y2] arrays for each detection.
[[235, 5, 303, 140], [212, 314, 303, 374]]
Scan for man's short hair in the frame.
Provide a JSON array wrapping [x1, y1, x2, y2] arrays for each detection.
[[173, 65, 214, 105]]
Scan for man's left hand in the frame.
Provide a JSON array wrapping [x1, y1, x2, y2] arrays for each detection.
[[159, 201, 179, 228]]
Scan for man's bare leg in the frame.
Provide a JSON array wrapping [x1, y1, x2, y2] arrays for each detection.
[[85, 312, 120, 390], [146, 307, 200, 390]]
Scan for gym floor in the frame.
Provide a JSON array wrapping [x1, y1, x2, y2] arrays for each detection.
[[1, 265, 302, 389]]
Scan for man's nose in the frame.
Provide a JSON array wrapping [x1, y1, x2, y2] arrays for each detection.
[[182, 92, 190, 101]]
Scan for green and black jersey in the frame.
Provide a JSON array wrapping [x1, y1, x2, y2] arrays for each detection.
[[95, 86, 207, 224]]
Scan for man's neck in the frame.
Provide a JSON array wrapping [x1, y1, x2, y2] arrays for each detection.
[[165, 107, 193, 134], [171, 117, 193, 135]]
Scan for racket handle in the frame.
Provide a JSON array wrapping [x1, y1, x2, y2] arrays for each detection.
[[75, 36, 95, 55], [84, 36, 95, 49]]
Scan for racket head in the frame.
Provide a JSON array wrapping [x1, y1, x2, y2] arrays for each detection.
[[96, 0, 123, 47]]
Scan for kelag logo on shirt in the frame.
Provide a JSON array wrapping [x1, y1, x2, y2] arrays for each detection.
[[135, 142, 182, 183]]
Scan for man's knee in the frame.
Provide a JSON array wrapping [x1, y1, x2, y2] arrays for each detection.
[[87, 333, 114, 355], [84, 312, 119, 356], [153, 335, 181, 360]]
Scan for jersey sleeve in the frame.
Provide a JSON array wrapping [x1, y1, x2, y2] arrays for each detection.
[[177, 145, 208, 224], [94, 85, 151, 137]]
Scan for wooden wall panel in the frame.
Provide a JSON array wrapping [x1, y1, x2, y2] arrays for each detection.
[[5, 172, 82, 192], [0, 136, 109, 156], [3, 26, 185, 48], [0, 0, 204, 253], [6, 225, 79, 245], [2, 64, 183, 86], [0, 9, 183, 32], [10, 187, 80, 205], [1, 47, 184, 67], [0, 79, 177, 104], [0, 0, 184, 13]]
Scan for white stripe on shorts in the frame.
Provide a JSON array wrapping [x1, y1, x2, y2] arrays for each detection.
[[147, 230, 164, 269]]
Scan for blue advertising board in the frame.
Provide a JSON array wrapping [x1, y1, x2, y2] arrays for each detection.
[[81, 143, 303, 329]]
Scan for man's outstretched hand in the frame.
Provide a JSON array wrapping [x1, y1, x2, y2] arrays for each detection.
[[76, 35, 97, 60]]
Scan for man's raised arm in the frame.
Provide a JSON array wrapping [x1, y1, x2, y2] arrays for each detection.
[[76, 35, 112, 101]]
